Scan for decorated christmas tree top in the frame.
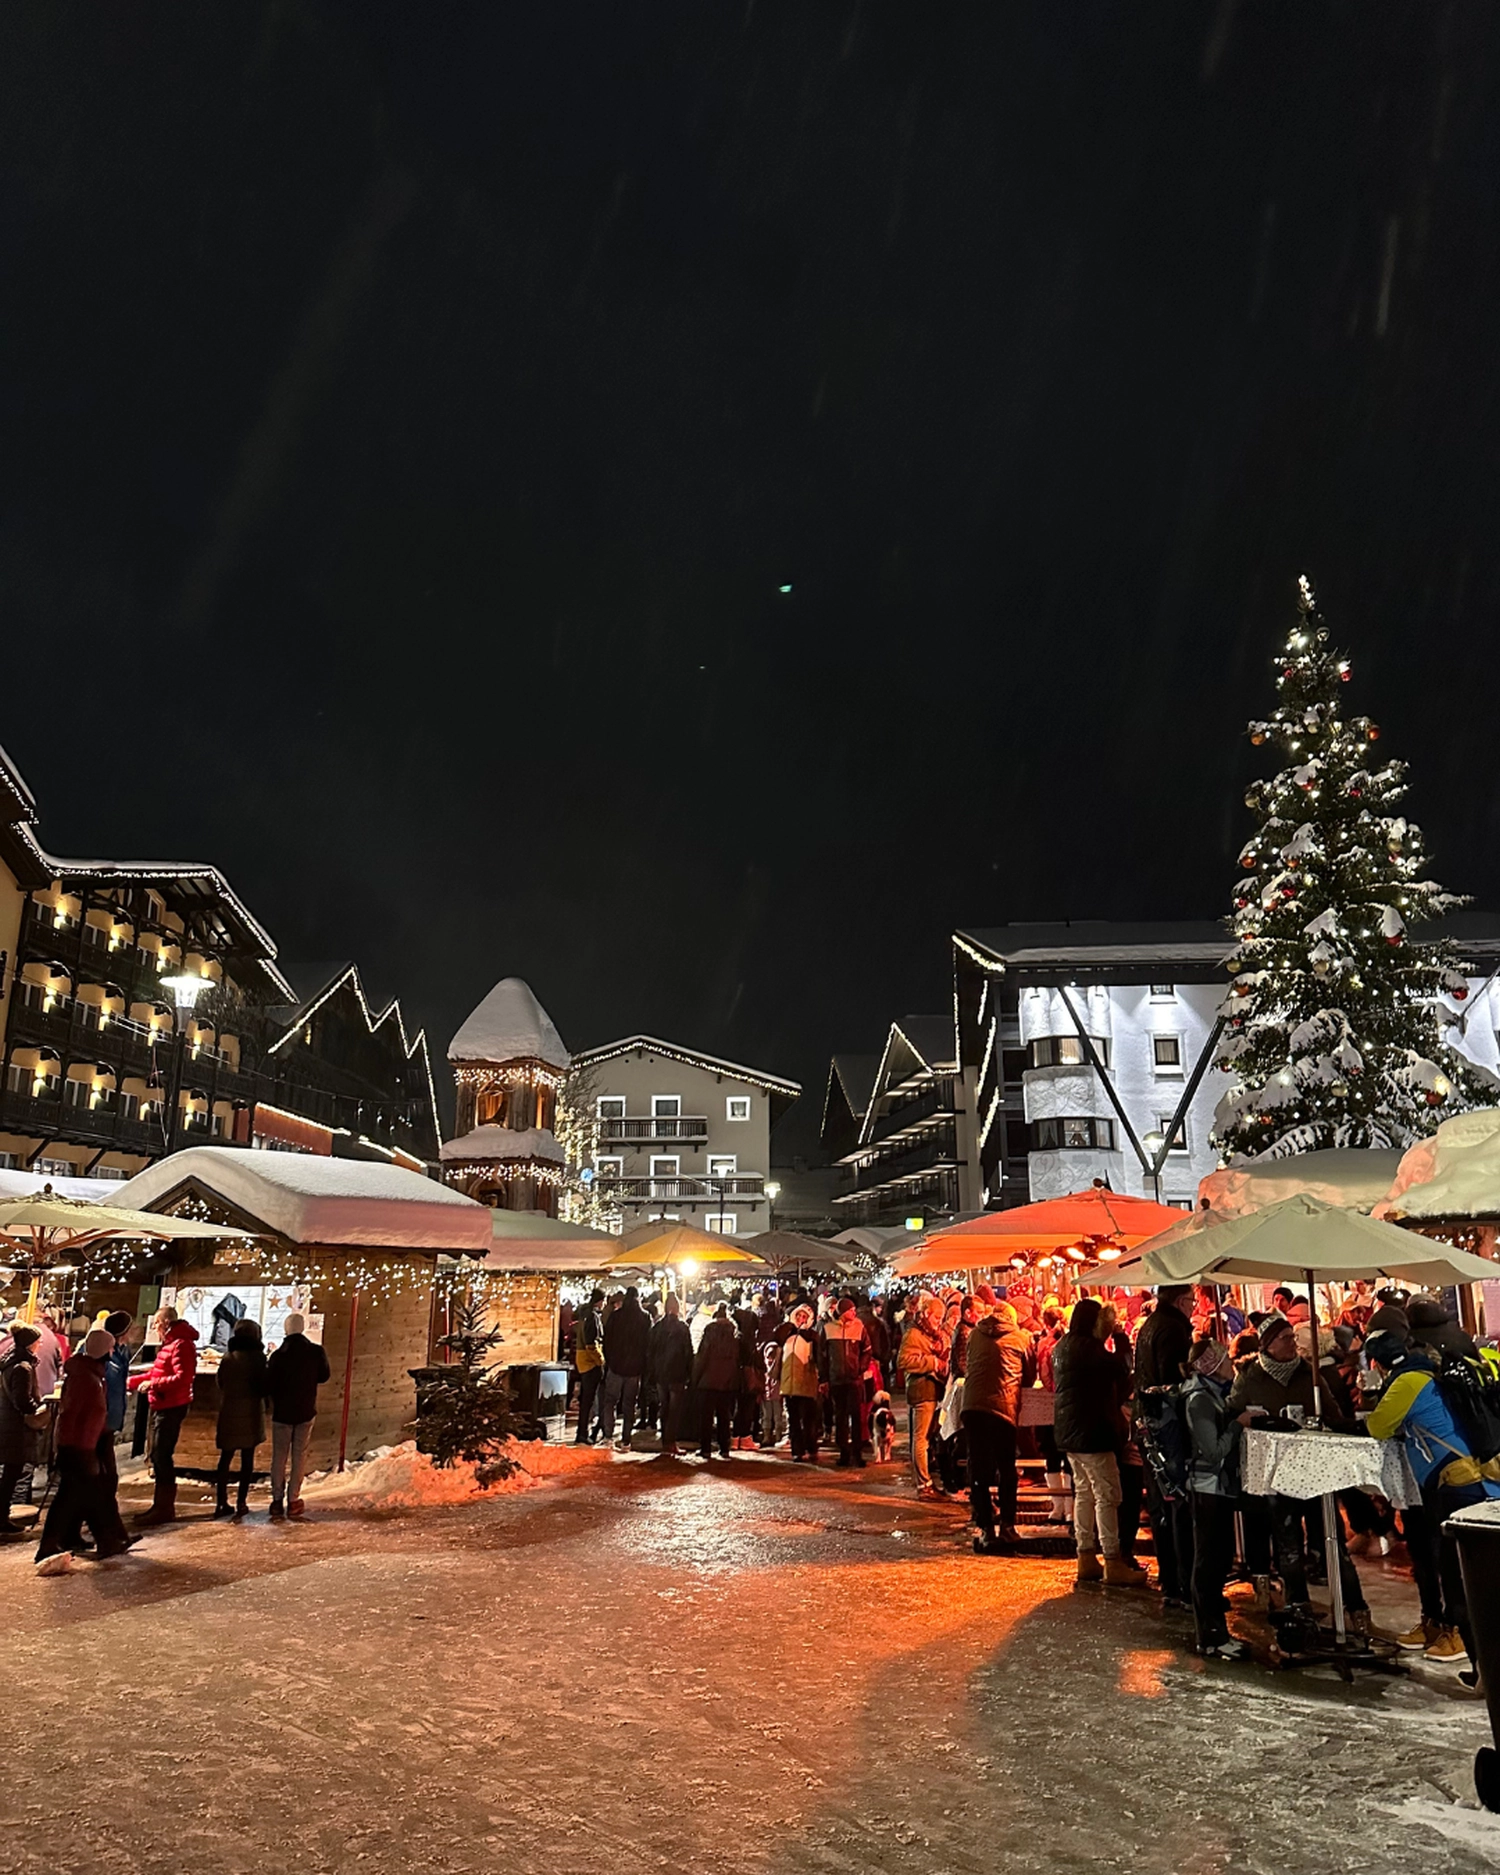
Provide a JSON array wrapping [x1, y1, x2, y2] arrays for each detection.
[[1213, 577, 1483, 1160]]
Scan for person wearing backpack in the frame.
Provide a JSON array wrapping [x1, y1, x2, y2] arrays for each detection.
[[963, 1299, 1036, 1553], [820, 1298, 870, 1468], [1182, 1338, 1252, 1660], [1366, 1329, 1500, 1665]]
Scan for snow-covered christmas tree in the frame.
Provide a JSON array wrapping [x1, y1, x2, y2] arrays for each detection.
[[1213, 576, 1484, 1159]]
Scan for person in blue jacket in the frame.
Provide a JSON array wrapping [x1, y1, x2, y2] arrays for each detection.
[[1366, 1329, 1500, 1666]]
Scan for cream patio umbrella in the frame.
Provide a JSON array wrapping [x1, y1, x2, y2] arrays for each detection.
[[0, 1185, 255, 1321]]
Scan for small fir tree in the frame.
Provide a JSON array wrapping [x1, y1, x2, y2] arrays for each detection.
[[1213, 577, 1484, 1159], [409, 1287, 519, 1477]]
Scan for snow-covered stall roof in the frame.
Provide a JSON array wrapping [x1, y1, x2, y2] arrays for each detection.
[[458, 1207, 618, 1273], [438, 1125, 566, 1166], [1377, 1109, 1500, 1221], [116, 1147, 493, 1251], [1198, 1149, 1405, 1219], [448, 978, 570, 1070]]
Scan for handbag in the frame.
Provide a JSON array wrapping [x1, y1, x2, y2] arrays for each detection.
[[938, 1374, 964, 1442]]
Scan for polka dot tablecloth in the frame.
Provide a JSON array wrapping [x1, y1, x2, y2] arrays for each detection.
[[1241, 1427, 1420, 1507]]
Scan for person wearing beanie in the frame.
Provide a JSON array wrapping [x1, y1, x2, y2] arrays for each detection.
[[35, 1328, 131, 1574], [1367, 1333, 1500, 1664], [1133, 1284, 1196, 1606], [0, 1322, 44, 1536], [1182, 1337, 1251, 1660], [215, 1319, 269, 1519], [1406, 1296, 1480, 1363], [265, 1313, 330, 1520], [1228, 1314, 1368, 1644], [963, 1299, 1037, 1553]]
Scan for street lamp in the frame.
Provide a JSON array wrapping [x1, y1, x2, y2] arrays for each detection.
[[159, 972, 212, 1153], [1141, 1129, 1165, 1203], [764, 1178, 780, 1232]]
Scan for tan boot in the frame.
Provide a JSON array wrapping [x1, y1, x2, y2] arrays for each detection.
[[1076, 1550, 1103, 1583], [1104, 1557, 1149, 1587]]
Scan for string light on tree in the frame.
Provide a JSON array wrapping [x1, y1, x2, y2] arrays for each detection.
[[1213, 575, 1483, 1158]]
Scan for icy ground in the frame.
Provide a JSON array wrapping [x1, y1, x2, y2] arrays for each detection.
[[2, 1448, 1497, 1875]]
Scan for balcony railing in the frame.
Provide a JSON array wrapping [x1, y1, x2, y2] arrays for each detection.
[[865, 1081, 955, 1146], [598, 1116, 710, 1143], [595, 1175, 766, 1202]]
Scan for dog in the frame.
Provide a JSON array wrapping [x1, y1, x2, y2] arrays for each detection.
[[872, 1390, 896, 1464]]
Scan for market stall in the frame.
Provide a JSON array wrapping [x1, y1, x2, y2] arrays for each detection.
[[114, 1147, 492, 1471]]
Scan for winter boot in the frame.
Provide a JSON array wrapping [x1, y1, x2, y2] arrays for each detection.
[[1045, 1472, 1072, 1523], [212, 1478, 234, 1520], [134, 1478, 178, 1526], [1076, 1549, 1104, 1583], [1104, 1557, 1149, 1588]]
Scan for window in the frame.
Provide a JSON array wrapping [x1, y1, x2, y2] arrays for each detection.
[[726, 1095, 751, 1122], [651, 1095, 681, 1118], [595, 1155, 623, 1177], [1029, 1035, 1109, 1069], [597, 1096, 625, 1121], [36, 1156, 73, 1178], [64, 1078, 91, 1109], [1157, 1115, 1189, 1154], [705, 1213, 738, 1235], [119, 1091, 140, 1121], [649, 1155, 679, 1196], [707, 1155, 737, 1178], [1150, 984, 1176, 1001], [1152, 1035, 1182, 1072], [1034, 1116, 1115, 1151]]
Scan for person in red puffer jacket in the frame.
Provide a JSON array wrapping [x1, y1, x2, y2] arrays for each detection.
[[128, 1307, 199, 1525]]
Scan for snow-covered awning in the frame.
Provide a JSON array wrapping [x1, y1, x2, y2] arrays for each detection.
[[1378, 1108, 1500, 1221], [116, 1146, 493, 1251], [438, 1126, 566, 1166], [0, 1168, 135, 1204], [1198, 1148, 1405, 1219]]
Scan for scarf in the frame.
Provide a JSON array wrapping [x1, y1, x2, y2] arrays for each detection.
[[1258, 1350, 1304, 1388]]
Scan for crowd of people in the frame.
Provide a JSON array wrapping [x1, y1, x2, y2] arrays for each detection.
[[560, 1273, 1500, 1670], [0, 1303, 333, 1574]]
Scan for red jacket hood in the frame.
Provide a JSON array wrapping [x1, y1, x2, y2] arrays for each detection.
[[164, 1321, 200, 1347]]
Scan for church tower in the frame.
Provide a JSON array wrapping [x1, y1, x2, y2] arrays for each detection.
[[439, 978, 570, 1214]]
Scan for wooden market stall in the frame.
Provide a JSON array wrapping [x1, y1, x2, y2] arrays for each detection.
[[113, 1146, 492, 1471]]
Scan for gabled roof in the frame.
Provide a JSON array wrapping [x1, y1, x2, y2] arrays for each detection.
[[892, 1015, 957, 1072], [449, 978, 570, 1070], [572, 1035, 801, 1098], [116, 1146, 491, 1251], [269, 962, 432, 1067], [830, 1054, 879, 1119], [956, 920, 1230, 984]]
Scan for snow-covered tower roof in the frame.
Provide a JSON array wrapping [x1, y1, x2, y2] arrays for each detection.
[[448, 978, 570, 1070]]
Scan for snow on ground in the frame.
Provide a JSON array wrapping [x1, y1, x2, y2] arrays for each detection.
[[303, 1435, 612, 1511], [1382, 1799, 1500, 1854]]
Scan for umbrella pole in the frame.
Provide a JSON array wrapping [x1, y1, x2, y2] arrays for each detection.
[[337, 1289, 361, 1473], [1304, 1264, 1345, 1650], [20, 1274, 40, 1327]]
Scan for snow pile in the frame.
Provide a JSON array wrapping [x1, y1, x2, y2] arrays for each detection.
[[303, 1437, 610, 1512], [448, 978, 570, 1069], [1379, 1107, 1500, 1220], [1198, 1148, 1404, 1218]]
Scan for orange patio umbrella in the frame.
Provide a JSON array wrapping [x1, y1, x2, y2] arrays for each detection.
[[894, 1183, 1187, 1279]]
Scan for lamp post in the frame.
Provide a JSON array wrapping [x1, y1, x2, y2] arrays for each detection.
[[764, 1178, 780, 1233], [159, 972, 212, 1155], [1141, 1130, 1165, 1203]]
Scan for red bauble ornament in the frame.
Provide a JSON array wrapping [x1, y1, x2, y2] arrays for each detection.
[[1425, 1091, 1443, 1107], [1235, 896, 1249, 910], [1242, 855, 1257, 870], [1454, 986, 1470, 1001], [1281, 886, 1297, 899], [1340, 669, 1352, 682], [1386, 935, 1402, 947], [1367, 725, 1380, 740], [1232, 982, 1251, 997]]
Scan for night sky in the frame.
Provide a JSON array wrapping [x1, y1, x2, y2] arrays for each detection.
[[5, 5, 1500, 1151]]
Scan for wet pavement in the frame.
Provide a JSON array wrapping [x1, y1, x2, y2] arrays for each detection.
[[2, 1450, 1497, 1874]]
